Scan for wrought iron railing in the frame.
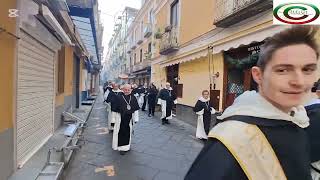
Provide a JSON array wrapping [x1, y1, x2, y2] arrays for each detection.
[[159, 26, 179, 55], [214, 0, 272, 26]]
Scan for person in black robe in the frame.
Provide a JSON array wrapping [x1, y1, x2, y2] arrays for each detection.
[[103, 82, 113, 102], [193, 90, 216, 140], [185, 26, 319, 180], [158, 82, 177, 125], [305, 80, 320, 178], [112, 84, 140, 155], [147, 83, 158, 117], [106, 83, 122, 130], [131, 84, 140, 123]]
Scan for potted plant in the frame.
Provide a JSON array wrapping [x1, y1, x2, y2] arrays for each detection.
[[154, 28, 162, 39]]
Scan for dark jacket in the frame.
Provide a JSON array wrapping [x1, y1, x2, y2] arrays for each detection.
[[305, 101, 320, 162]]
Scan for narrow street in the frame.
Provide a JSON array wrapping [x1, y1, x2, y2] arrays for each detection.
[[63, 90, 203, 180]]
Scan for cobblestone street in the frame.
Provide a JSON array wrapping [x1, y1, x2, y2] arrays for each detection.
[[63, 91, 203, 180]]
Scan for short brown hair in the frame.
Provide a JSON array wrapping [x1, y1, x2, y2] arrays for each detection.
[[257, 26, 319, 71], [202, 90, 209, 95]]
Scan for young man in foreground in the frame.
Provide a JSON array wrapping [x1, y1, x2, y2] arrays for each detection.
[[185, 26, 319, 180]]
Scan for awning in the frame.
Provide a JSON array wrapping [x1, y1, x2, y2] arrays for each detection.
[[211, 25, 292, 53], [156, 12, 292, 68], [85, 59, 93, 72], [131, 69, 149, 75], [128, 75, 136, 79], [118, 73, 129, 79], [160, 48, 208, 67]]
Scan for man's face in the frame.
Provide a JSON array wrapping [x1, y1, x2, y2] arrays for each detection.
[[123, 86, 132, 95], [202, 92, 209, 99], [113, 84, 119, 90], [252, 44, 318, 112], [166, 83, 170, 89]]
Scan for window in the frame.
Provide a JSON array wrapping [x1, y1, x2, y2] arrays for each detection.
[[57, 49, 65, 94], [140, 21, 143, 39], [134, 53, 137, 64], [148, 42, 152, 53], [148, 9, 154, 24], [170, 0, 179, 27], [130, 56, 132, 67], [140, 49, 143, 62]]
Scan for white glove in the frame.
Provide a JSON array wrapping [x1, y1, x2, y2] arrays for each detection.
[[174, 99, 178, 104]]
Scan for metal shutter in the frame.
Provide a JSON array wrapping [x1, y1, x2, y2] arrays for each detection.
[[16, 30, 54, 167]]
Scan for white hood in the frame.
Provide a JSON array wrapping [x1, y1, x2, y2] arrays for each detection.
[[199, 97, 210, 102], [218, 91, 310, 128], [112, 89, 122, 93]]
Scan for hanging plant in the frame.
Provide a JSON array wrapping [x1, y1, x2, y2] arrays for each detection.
[[225, 53, 259, 70], [154, 28, 162, 39]]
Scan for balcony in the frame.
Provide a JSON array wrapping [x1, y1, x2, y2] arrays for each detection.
[[132, 59, 151, 72], [159, 26, 179, 55], [144, 52, 152, 60], [144, 25, 152, 38], [137, 39, 143, 45], [131, 44, 136, 50], [214, 0, 272, 28]]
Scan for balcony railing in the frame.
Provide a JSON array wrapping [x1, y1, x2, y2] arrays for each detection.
[[132, 59, 151, 72], [214, 0, 272, 28], [159, 26, 179, 55]]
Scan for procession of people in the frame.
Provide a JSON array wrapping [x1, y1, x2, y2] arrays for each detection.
[[102, 26, 320, 180]]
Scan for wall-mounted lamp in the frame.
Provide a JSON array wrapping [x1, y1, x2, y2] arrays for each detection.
[[214, 72, 219, 78]]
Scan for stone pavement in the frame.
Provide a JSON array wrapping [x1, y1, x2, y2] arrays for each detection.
[[63, 91, 204, 180]]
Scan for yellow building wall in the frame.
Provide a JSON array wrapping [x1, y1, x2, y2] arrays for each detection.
[[79, 59, 84, 92], [151, 64, 166, 88], [55, 47, 65, 107], [154, 2, 169, 56], [55, 94, 64, 107], [0, 0, 17, 132], [178, 57, 210, 106], [179, 0, 214, 45], [178, 53, 224, 109], [64, 46, 74, 96], [156, 2, 169, 29]]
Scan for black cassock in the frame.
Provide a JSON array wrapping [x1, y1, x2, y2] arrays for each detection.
[[148, 87, 158, 116], [193, 100, 213, 135], [158, 88, 176, 119], [305, 102, 320, 179], [306, 103, 320, 163], [113, 94, 139, 151], [107, 90, 122, 112], [185, 116, 312, 180]]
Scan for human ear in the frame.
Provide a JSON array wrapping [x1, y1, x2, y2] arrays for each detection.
[[252, 66, 263, 85]]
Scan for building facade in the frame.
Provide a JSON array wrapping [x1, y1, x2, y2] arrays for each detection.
[[103, 7, 138, 84], [0, 0, 103, 178], [151, 0, 320, 126]]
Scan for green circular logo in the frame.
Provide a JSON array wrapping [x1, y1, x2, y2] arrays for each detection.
[[273, 3, 320, 24]]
